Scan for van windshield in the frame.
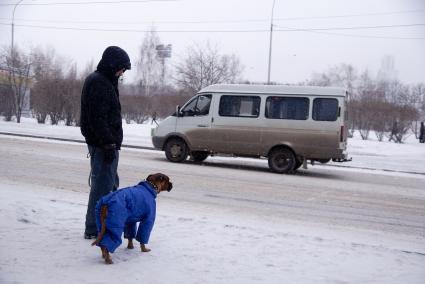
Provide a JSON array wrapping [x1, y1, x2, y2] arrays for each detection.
[[181, 95, 212, 116]]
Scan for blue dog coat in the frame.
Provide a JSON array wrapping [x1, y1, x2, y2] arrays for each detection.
[[95, 181, 157, 253]]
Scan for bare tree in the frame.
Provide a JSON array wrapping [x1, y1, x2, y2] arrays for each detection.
[[387, 104, 418, 143], [308, 64, 357, 93], [370, 100, 393, 141], [355, 70, 377, 140], [80, 59, 94, 80], [121, 94, 150, 124], [0, 45, 32, 123], [31, 47, 78, 125], [136, 28, 162, 97], [31, 47, 61, 124], [409, 83, 425, 138], [414, 84, 425, 119], [174, 43, 243, 94], [151, 87, 192, 118], [62, 64, 81, 126]]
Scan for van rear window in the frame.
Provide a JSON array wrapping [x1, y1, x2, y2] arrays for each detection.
[[313, 98, 338, 121], [219, 95, 260, 117], [265, 96, 309, 120]]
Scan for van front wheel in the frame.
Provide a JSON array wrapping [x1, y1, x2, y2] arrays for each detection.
[[268, 148, 296, 173], [165, 138, 188, 162]]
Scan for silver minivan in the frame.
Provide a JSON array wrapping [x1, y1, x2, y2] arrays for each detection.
[[152, 84, 350, 173]]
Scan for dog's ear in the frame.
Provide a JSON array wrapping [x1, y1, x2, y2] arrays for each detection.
[[167, 181, 173, 192], [156, 173, 169, 183]]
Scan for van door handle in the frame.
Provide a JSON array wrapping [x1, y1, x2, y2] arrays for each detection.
[[197, 124, 208, 127]]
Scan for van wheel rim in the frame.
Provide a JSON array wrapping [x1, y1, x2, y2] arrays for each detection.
[[268, 148, 295, 173], [170, 144, 182, 157], [274, 154, 290, 169]]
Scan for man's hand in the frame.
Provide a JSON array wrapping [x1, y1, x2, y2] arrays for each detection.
[[102, 144, 116, 164]]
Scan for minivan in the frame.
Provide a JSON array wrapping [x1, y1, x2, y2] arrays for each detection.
[[152, 84, 350, 173]]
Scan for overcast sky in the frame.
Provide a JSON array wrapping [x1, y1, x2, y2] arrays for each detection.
[[0, 0, 424, 85]]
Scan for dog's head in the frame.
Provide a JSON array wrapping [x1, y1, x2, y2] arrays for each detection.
[[146, 173, 173, 193]]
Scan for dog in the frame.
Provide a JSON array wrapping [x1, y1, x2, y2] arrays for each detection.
[[91, 173, 173, 264]]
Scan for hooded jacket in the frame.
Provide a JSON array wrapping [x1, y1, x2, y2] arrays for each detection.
[[80, 46, 131, 148]]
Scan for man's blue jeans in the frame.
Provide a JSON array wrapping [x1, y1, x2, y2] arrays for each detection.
[[84, 145, 119, 235]]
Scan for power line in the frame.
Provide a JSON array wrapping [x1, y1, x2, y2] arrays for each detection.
[[275, 23, 425, 32], [0, 0, 176, 6], [290, 28, 425, 40], [1, 21, 424, 34], [1, 22, 424, 40], [274, 9, 425, 22], [274, 24, 425, 39], [1, 8, 424, 24]]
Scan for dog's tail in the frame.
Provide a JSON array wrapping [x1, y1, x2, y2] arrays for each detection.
[[91, 205, 108, 246]]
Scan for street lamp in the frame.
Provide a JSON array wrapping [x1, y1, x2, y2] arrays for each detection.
[[155, 44, 172, 86], [267, 0, 276, 84], [12, 0, 24, 54]]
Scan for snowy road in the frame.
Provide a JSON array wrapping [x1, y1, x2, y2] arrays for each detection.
[[2, 135, 424, 236], [1, 135, 425, 283]]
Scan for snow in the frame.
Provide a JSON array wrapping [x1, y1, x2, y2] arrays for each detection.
[[1, 182, 424, 284], [1, 117, 425, 283]]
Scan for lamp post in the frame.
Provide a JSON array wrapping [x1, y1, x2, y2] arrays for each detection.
[[267, 0, 276, 84], [155, 44, 172, 86], [11, 0, 24, 55]]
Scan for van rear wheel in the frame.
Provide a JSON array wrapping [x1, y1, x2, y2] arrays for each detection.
[[268, 148, 296, 173], [165, 138, 188, 162]]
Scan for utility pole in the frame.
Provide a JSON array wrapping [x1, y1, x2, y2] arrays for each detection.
[[267, 0, 276, 84]]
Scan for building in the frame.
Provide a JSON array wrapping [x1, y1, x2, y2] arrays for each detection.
[[0, 66, 31, 117]]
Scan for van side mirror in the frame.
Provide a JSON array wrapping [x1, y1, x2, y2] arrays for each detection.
[[175, 105, 181, 117]]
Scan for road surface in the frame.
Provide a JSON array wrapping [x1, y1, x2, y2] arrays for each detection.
[[1, 135, 424, 239]]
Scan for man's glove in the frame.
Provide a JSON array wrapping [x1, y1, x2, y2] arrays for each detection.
[[102, 144, 116, 164]]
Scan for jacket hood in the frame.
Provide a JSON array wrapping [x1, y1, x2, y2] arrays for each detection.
[[96, 46, 131, 81]]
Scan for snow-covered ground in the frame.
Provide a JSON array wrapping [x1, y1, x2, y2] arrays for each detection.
[[1, 181, 424, 284], [1, 117, 424, 174], [0, 118, 424, 283]]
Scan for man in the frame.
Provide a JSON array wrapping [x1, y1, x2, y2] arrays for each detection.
[[80, 46, 131, 239]]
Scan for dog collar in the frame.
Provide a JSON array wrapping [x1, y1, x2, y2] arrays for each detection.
[[146, 180, 160, 194]]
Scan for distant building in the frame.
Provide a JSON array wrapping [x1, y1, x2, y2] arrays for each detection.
[[0, 66, 31, 117]]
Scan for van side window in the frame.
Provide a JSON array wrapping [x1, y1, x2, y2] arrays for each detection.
[[219, 95, 260, 117], [181, 95, 212, 117], [265, 96, 309, 120], [313, 98, 338, 121]]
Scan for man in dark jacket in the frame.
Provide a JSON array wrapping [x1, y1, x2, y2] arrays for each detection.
[[80, 46, 131, 239]]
